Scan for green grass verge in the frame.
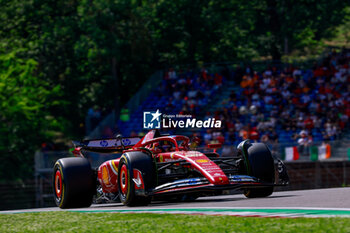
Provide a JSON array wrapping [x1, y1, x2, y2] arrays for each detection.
[[0, 212, 350, 233]]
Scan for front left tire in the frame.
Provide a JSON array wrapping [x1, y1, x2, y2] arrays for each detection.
[[239, 142, 275, 198], [118, 151, 155, 206]]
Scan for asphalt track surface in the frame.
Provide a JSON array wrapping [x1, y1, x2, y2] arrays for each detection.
[[2, 187, 350, 217]]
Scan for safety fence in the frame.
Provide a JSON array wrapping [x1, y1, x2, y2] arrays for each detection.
[[277, 160, 350, 191], [0, 180, 36, 211], [216, 138, 350, 161], [273, 138, 350, 162]]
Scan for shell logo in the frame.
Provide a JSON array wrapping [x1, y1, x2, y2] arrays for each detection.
[[196, 159, 209, 163], [102, 166, 110, 185]]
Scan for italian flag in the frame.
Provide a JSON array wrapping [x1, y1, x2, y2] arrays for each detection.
[[310, 144, 331, 161], [283, 146, 299, 161]]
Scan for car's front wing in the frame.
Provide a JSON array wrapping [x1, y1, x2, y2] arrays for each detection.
[[150, 175, 287, 196]]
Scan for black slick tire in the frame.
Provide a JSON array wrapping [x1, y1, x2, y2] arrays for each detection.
[[53, 157, 95, 208], [243, 143, 275, 198], [118, 151, 155, 206]]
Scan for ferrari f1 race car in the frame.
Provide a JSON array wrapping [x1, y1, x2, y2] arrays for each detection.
[[53, 130, 289, 208]]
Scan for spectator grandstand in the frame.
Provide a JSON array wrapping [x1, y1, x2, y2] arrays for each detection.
[[115, 66, 226, 137], [107, 49, 349, 155]]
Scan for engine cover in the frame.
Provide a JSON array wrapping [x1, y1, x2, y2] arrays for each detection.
[[98, 159, 119, 193]]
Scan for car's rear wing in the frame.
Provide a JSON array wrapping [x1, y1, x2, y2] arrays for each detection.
[[73, 137, 142, 152]]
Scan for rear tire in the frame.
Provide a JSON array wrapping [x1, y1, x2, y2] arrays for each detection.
[[53, 157, 95, 208], [242, 143, 275, 198]]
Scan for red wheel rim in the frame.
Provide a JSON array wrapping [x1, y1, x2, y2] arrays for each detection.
[[119, 164, 128, 195], [55, 170, 62, 198]]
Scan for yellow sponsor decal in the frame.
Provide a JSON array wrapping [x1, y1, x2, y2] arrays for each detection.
[[111, 160, 118, 173], [196, 159, 209, 163], [102, 166, 110, 185]]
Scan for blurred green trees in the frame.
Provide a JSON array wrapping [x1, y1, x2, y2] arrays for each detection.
[[0, 0, 348, 180], [0, 50, 64, 179]]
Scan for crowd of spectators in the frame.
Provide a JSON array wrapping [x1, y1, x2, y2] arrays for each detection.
[[156, 67, 225, 117], [98, 48, 349, 154], [205, 48, 350, 149]]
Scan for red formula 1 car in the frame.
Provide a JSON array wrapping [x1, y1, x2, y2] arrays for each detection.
[[53, 130, 289, 208]]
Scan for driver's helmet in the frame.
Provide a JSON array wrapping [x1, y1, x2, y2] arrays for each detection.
[[152, 142, 162, 153], [161, 141, 173, 152]]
